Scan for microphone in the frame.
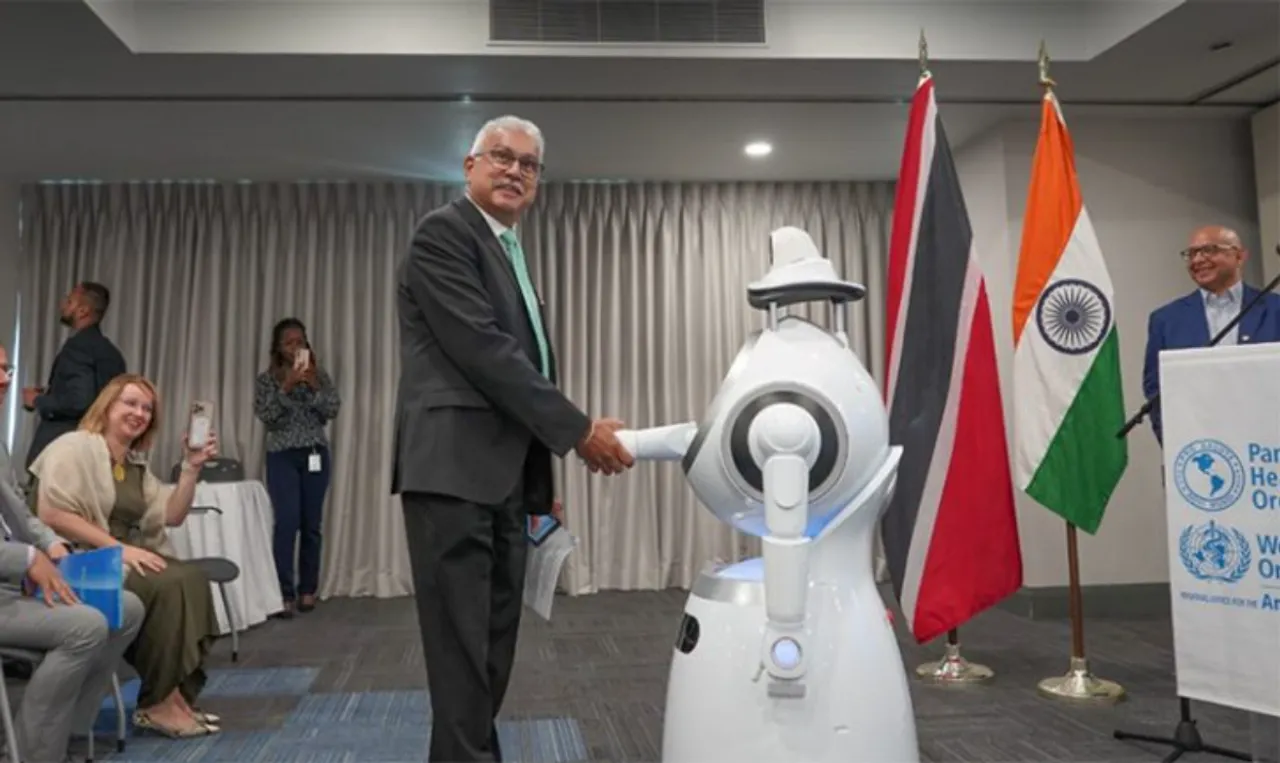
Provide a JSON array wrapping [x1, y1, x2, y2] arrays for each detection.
[[1116, 243, 1280, 439]]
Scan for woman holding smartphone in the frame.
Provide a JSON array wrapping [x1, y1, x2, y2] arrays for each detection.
[[253, 318, 341, 617]]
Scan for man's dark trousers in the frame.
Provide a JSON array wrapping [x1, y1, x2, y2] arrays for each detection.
[[402, 481, 528, 763]]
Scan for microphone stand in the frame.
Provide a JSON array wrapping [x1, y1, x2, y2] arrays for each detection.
[[1112, 244, 1280, 762]]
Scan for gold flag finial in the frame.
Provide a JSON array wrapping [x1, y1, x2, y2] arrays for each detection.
[[1038, 39, 1055, 88], [919, 28, 930, 76]]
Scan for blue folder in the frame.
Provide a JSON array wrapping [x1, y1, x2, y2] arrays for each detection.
[[36, 546, 125, 629]]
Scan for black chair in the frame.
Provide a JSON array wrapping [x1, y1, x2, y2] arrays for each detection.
[[184, 506, 242, 662], [0, 647, 127, 762], [170, 457, 245, 484]]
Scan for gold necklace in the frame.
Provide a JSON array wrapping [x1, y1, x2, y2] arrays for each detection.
[[112, 461, 125, 482]]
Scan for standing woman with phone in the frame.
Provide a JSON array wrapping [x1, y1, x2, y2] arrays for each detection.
[[253, 318, 341, 617]]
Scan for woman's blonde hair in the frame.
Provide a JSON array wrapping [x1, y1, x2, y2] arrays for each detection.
[[78, 373, 162, 451]]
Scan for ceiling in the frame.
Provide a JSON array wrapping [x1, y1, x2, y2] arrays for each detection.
[[0, 0, 1275, 183]]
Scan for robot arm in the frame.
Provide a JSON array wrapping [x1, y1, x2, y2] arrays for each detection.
[[615, 422, 698, 461], [616, 407, 819, 698], [749, 402, 820, 698]]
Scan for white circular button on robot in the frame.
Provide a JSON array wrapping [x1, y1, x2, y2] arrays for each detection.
[[770, 637, 802, 670]]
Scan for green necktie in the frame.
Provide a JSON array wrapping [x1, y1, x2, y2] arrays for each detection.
[[499, 230, 551, 377]]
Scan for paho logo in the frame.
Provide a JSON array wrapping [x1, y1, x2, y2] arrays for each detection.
[[1173, 439, 1245, 513]]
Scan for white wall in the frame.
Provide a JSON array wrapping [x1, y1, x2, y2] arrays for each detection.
[[958, 114, 1260, 589], [1253, 103, 1279, 282], [0, 182, 18, 450]]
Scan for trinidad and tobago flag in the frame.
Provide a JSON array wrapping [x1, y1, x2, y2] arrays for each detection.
[[880, 72, 1024, 644]]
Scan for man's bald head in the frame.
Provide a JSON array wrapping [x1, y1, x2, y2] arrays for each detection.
[[1190, 225, 1244, 250], [1183, 225, 1247, 294]]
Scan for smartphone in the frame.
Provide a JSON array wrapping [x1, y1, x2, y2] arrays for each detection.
[[294, 348, 311, 370], [188, 400, 214, 449]]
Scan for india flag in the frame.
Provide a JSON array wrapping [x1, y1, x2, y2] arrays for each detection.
[[1011, 90, 1128, 535]]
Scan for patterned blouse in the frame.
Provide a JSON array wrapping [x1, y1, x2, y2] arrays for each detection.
[[253, 368, 341, 453]]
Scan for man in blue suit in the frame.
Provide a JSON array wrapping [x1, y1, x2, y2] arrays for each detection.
[[1143, 225, 1280, 444]]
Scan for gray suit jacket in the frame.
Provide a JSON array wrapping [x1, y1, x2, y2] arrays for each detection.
[[392, 198, 590, 514], [0, 442, 62, 588]]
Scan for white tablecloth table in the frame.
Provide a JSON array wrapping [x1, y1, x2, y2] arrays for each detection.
[[166, 480, 283, 635]]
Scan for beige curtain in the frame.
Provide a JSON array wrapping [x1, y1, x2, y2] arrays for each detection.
[[15, 180, 893, 598]]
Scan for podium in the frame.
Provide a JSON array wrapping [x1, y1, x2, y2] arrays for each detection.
[[1160, 342, 1280, 761]]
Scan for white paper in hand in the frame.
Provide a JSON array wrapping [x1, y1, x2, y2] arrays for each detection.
[[523, 515, 577, 621]]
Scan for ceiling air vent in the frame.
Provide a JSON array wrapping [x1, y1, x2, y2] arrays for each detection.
[[490, 0, 765, 44]]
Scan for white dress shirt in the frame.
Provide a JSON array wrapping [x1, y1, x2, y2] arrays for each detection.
[[1202, 281, 1243, 345]]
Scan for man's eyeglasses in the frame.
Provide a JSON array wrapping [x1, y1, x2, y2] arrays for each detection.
[[1180, 244, 1238, 261], [0, 364, 13, 380], [476, 149, 544, 178]]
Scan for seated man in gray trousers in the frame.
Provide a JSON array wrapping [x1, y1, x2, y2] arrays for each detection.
[[0, 342, 144, 763]]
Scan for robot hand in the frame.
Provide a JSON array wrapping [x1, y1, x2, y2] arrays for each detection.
[[615, 422, 698, 462]]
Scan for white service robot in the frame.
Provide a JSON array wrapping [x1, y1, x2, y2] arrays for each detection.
[[616, 226, 920, 763]]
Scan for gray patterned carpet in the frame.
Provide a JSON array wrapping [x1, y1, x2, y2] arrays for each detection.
[[27, 587, 1268, 761]]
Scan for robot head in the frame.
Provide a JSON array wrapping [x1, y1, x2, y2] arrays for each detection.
[[678, 227, 892, 538], [746, 226, 866, 310]]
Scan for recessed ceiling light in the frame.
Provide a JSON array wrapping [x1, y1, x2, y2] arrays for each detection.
[[744, 141, 773, 158]]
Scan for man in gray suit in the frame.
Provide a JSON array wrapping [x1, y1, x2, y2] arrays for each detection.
[[393, 115, 634, 762], [0, 341, 144, 763]]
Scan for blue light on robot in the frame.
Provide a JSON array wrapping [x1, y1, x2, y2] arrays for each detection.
[[771, 637, 802, 670], [731, 510, 843, 540]]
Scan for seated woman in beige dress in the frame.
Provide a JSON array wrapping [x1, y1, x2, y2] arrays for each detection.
[[29, 373, 223, 738]]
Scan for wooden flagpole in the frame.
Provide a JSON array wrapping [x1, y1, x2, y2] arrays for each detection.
[[1036, 521, 1124, 702]]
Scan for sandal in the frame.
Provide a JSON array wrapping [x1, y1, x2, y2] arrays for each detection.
[[133, 710, 214, 738]]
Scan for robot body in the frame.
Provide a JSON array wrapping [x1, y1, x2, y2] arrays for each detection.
[[617, 226, 919, 763], [660, 444, 916, 763]]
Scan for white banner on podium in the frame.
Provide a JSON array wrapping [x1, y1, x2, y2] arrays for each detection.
[[1161, 343, 1280, 717]]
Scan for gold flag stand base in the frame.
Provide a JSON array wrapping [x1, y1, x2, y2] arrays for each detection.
[[1037, 656, 1125, 704], [1036, 524, 1125, 704], [916, 641, 993, 685]]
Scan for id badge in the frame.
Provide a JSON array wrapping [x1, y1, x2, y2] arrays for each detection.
[[308, 453, 322, 473]]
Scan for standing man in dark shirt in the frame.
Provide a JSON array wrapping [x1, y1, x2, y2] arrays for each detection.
[[22, 281, 127, 467]]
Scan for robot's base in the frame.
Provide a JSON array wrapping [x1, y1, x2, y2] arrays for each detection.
[[661, 558, 920, 763]]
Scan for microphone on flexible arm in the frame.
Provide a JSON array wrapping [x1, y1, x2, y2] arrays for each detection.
[[1117, 243, 1280, 439]]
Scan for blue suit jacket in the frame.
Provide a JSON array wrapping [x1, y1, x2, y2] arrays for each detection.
[[1142, 284, 1280, 444]]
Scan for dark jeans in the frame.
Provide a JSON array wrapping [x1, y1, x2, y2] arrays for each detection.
[[266, 446, 330, 600]]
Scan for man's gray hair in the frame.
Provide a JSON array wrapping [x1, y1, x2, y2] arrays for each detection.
[[469, 115, 545, 159]]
